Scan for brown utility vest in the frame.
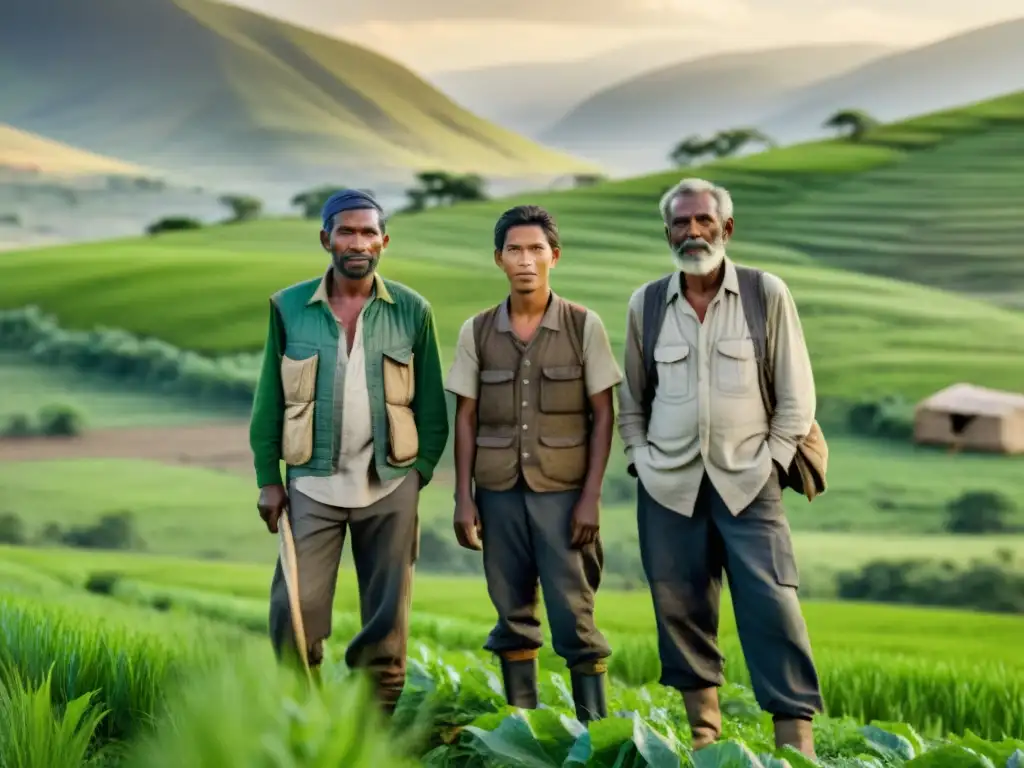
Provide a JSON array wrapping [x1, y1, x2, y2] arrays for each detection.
[[472, 293, 591, 493]]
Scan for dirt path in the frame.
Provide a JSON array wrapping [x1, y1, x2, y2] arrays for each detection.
[[0, 422, 254, 475]]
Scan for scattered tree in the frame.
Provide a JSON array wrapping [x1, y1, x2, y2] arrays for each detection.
[[291, 186, 342, 219], [669, 128, 775, 166], [146, 216, 202, 235], [0, 512, 26, 545], [824, 109, 878, 141], [219, 194, 262, 223], [404, 171, 487, 212]]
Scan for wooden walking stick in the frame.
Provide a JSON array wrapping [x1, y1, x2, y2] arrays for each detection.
[[278, 509, 312, 681]]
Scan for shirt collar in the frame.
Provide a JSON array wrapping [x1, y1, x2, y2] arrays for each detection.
[[307, 268, 393, 306], [494, 290, 561, 333]]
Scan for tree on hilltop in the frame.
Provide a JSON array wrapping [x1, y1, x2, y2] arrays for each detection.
[[670, 128, 775, 166], [404, 171, 487, 212], [290, 185, 376, 219], [824, 109, 878, 141], [219, 194, 262, 223]]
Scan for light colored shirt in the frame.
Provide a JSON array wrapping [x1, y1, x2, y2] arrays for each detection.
[[445, 299, 623, 401], [617, 258, 816, 516], [293, 287, 405, 509]]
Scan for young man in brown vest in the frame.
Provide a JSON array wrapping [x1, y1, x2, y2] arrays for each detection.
[[444, 205, 622, 723]]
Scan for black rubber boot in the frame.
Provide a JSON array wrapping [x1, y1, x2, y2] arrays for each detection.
[[500, 657, 539, 708], [570, 671, 608, 723]]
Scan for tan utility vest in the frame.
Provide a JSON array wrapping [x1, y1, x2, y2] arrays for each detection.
[[472, 294, 591, 493]]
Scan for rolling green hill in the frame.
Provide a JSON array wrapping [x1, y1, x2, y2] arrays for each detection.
[[2, 93, 1024, 401], [0, 0, 595, 188]]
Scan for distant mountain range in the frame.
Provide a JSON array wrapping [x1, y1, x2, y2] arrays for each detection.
[[0, 0, 595, 193], [756, 17, 1024, 145], [536, 43, 893, 174], [426, 38, 710, 137]]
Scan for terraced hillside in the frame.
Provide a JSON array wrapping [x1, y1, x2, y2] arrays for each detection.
[[0, 0, 594, 188], [2, 92, 1024, 400]]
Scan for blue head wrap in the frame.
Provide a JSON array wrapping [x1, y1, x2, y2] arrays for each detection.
[[320, 189, 383, 230]]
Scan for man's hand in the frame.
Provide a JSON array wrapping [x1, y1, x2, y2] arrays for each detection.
[[257, 484, 288, 534], [570, 492, 600, 549], [453, 495, 483, 551]]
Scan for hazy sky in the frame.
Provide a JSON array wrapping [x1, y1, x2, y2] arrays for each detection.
[[226, 0, 1023, 71]]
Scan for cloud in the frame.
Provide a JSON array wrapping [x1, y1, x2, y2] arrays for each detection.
[[249, 0, 751, 26]]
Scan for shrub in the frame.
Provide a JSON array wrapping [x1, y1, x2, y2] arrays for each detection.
[[0, 306, 260, 408], [945, 490, 1017, 534], [146, 216, 202, 235], [836, 555, 1024, 613], [60, 512, 145, 552], [36, 402, 86, 436], [0, 403, 87, 438], [0, 412, 34, 437], [0, 512, 26, 545], [846, 395, 915, 440], [84, 571, 122, 595]]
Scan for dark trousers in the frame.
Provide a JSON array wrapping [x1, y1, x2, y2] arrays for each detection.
[[637, 469, 823, 720], [269, 472, 419, 699], [477, 482, 611, 671]]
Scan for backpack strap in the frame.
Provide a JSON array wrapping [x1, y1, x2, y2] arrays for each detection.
[[735, 265, 775, 415], [641, 274, 673, 423]]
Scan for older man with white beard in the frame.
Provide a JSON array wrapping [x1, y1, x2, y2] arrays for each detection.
[[617, 178, 823, 757]]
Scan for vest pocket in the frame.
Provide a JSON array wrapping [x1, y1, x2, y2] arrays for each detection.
[[478, 368, 516, 425], [536, 433, 587, 486], [383, 347, 418, 466], [540, 365, 586, 414], [280, 353, 319, 465], [473, 430, 518, 488]]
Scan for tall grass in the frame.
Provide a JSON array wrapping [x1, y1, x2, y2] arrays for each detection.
[[45, 578, 1024, 740]]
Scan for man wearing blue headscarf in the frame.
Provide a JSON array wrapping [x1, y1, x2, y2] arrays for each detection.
[[249, 189, 450, 714]]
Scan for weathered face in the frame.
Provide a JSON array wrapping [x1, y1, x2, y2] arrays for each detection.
[[665, 191, 733, 276], [494, 224, 559, 294], [319, 208, 388, 279]]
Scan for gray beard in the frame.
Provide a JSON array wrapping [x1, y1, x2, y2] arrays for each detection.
[[672, 241, 726, 276]]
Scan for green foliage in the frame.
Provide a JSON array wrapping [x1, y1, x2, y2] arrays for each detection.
[[144, 217, 202, 235], [0, 665, 108, 768], [0, 513, 26, 545], [824, 109, 880, 140], [0, 402, 87, 438], [218, 194, 262, 223], [670, 127, 775, 165], [58, 512, 146, 552], [1, 586, 1023, 765], [836, 555, 1024, 613], [946, 492, 1018, 534], [404, 171, 488, 212], [845, 396, 915, 441], [0, 307, 260, 407], [291, 185, 344, 219]]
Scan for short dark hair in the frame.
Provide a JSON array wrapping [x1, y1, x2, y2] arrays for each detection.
[[493, 205, 560, 251], [324, 207, 386, 235]]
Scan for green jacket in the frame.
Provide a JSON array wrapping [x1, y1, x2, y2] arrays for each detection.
[[249, 270, 449, 489]]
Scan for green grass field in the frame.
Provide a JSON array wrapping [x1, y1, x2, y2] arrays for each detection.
[[3, 93, 1024, 401], [0, 352, 243, 427], [1, 545, 1023, 765], [3, 458, 1023, 571]]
